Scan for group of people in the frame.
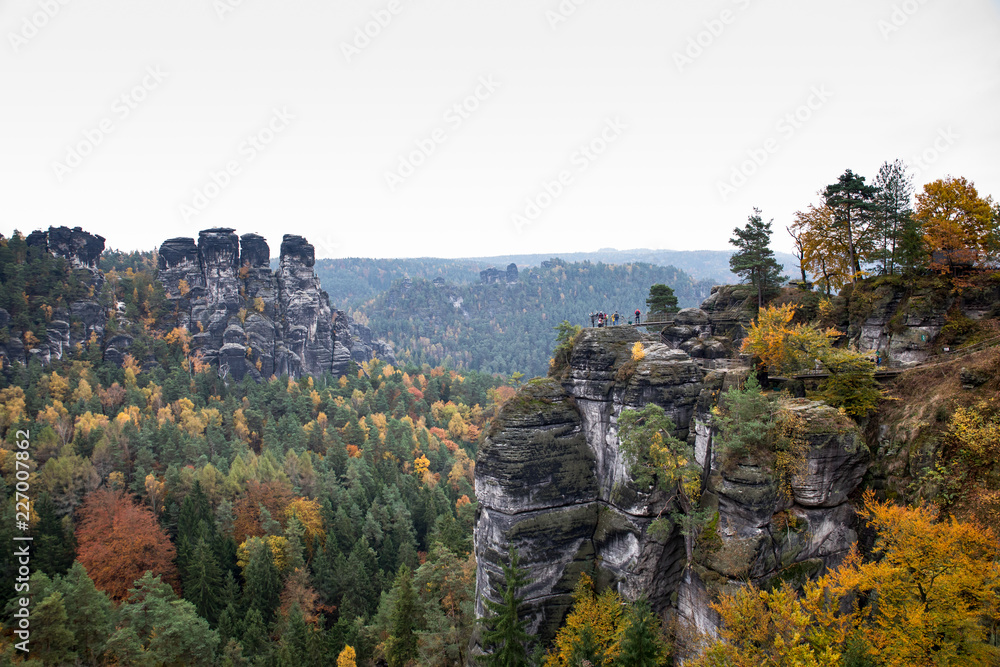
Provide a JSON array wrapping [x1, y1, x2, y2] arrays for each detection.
[[590, 309, 642, 327]]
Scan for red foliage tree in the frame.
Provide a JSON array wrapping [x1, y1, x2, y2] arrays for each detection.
[[76, 487, 178, 601]]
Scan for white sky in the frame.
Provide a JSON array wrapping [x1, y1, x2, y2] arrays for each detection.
[[2, 0, 999, 259]]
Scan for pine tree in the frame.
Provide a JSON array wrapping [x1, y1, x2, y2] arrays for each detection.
[[32, 493, 75, 576], [387, 565, 418, 667], [872, 160, 914, 275], [479, 546, 532, 666], [58, 561, 114, 664], [31, 591, 76, 665], [243, 538, 281, 624], [183, 537, 224, 624], [729, 209, 785, 310], [823, 169, 879, 282], [645, 284, 679, 315], [612, 598, 669, 667]]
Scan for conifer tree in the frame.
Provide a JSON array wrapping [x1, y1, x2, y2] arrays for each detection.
[[729, 208, 785, 310], [823, 169, 879, 282], [479, 546, 532, 666], [183, 537, 224, 625], [613, 598, 669, 667], [645, 284, 679, 315], [387, 565, 418, 667], [243, 538, 281, 624], [32, 493, 75, 577]]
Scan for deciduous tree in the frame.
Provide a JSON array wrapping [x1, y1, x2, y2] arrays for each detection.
[[76, 487, 178, 601]]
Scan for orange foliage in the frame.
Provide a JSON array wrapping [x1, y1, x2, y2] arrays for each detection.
[[346, 444, 361, 459], [76, 488, 178, 601], [407, 386, 424, 401], [232, 480, 294, 545]]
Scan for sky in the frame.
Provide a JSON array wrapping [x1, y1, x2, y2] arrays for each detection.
[[2, 0, 999, 260]]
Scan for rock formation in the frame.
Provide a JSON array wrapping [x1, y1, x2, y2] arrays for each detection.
[[0, 226, 392, 380], [0, 226, 108, 367], [480, 263, 518, 285], [159, 229, 394, 381], [473, 309, 869, 658]]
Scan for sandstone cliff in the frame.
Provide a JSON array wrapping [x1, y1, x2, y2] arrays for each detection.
[[159, 228, 395, 381], [0, 226, 393, 380], [473, 313, 869, 659]]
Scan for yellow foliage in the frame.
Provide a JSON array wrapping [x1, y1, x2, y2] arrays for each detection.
[[414, 455, 431, 477], [237, 535, 290, 573], [695, 491, 1000, 667], [285, 497, 325, 555], [72, 378, 93, 403], [631, 341, 646, 362], [741, 304, 837, 375], [75, 411, 109, 437], [337, 646, 357, 667], [46, 372, 69, 402], [544, 574, 624, 666]]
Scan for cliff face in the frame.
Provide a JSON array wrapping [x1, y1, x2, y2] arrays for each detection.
[[473, 317, 868, 658], [1, 226, 108, 367], [0, 226, 392, 381], [159, 228, 394, 381], [849, 277, 1000, 366]]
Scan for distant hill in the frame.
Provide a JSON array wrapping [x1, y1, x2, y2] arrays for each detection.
[[312, 249, 798, 311], [352, 259, 716, 378]]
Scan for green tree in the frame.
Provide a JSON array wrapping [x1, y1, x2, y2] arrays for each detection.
[[824, 169, 879, 282], [613, 598, 670, 667], [386, 565, 418, 667], [59, 562, 115, 664], [31, 591, 76, 666], [872, 159, 914, 276], [646, 284, 679, 315], [242, 538, 281, 624], [183, 537, 224, 625], [479, 547, 532, 666], [729, 208, 785, 309], [31, 493, 75, 577], [111, 572, 220, 667]]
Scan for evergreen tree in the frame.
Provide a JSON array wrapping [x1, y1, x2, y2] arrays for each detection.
[[59, 562, 114, 664], [645, 284, 679, 315], [729, 208, 785, 310], [479, 547, 532, 666], [31, 493, 75, 577], [31, 591, 76, 666], [612, 598, 669, 667], [823, 169, 879, 282], [872, 159, 914, 275], [183, 537, 224, 624], [387, 565, 418, 667], [243, 539, 281, 624], [241, 607, 271, 659]]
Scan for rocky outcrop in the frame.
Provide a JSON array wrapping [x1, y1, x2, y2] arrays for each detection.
[[850, 277, 1000, 367], [0, 227, 107, 368], [160, 229, 395, 381], [474, 326, 869, 660], [480, 263, 519, 285]]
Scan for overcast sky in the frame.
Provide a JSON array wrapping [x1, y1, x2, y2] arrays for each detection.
[[2, 0, 998, 260]]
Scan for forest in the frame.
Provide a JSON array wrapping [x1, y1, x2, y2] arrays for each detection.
[[0, 239, 517, 665], [352, 259, 714, 378]]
